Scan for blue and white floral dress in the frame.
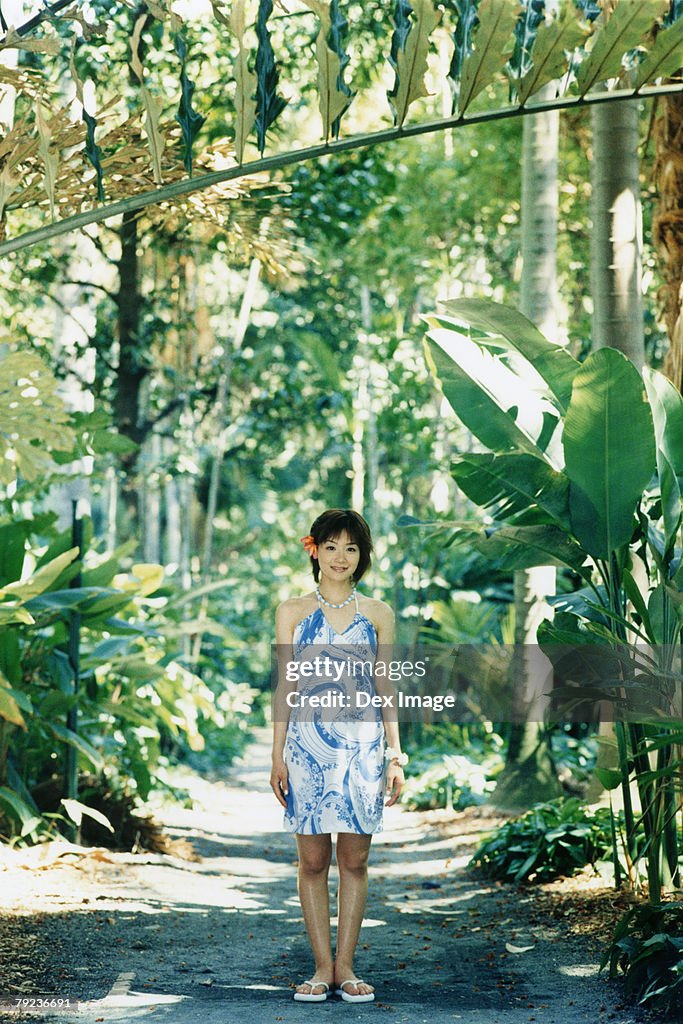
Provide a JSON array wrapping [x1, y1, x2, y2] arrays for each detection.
[[283, 593, 386, 835]]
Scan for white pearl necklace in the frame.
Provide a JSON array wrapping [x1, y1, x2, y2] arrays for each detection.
[[315, 583, 356, 609]]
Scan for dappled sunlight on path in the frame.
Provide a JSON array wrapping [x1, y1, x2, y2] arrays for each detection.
[[0, 729, 649, 1024]]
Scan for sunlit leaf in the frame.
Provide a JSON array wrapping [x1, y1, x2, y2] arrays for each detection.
[[61, 798, 115, 832], [131, 15, 166, 184], [516, 7, 590, 105], [69, 38, 106, 202], [0, 670, 25, 728], [0, 28, 60, 55], [0, 350, 76, 483], [388, 0, 442, 128], [34, 103, 58, 219], [508, 0, 545, 93], [643, 367, 683, 550], [635, 14, 683, 89], [458, 0, 521, 116], [575, 0, 668, 96], [1, 548, 79, 601], [222, 0, 257, 163], [305, 0, 355, 140], [449, 0, 481, 113]]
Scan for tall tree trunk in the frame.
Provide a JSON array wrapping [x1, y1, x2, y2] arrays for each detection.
[[586, 99, 645, 806], [591, 101, 644, 369], [115, 211, 146, 532], [654, 92, 683, 391], [492, 86, 561, 810]]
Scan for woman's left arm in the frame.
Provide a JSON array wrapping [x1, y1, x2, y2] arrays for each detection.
[[373, 603, 405, 806]]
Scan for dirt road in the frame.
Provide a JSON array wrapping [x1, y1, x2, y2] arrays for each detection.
[[0, 729, 650, 1024]]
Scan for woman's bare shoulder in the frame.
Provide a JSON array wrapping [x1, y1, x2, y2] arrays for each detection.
[[276, 594, 316, 623], [359, 595, 394, 627]]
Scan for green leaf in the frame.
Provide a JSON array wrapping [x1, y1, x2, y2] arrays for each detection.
[[1, 548, 80, 602], [517, 7, 589, 106], [507, 0, 545, 89], [35, 103, 58, 220], [48, 722, 104, 771], [174, 33, 205, 174], [254, 0, 288, 155], [563, 348, 656, 559], [305, 0, 355, 140], [224, 0, 258, 163], [387, 0, 442, 128], [0, 786, 40, 831], [70, 40, 105, 202], [449, 0, 481, 114], [458, 0, 521, 116], [484, 523, 590, 576], [575, 0, 669, 96], [451, 452, 570, 525], [130, 15, 166, 184], [0, 605, 35, 626], [438, 298, 578, 413], [644, 367, 683, 551], [0, 350, 75, 483], [635, 15, 683, 89], [424, 325, 556, 458], [0, 669, 25, 727]]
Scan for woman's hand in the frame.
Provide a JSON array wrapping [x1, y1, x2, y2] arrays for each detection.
[[270, 756, 289, 808], [385, 763, 405, 806]]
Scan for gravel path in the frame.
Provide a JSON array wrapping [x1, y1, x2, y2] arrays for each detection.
[[0, 729, 653, 1024]]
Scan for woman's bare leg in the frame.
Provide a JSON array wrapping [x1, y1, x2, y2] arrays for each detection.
[[294, 834, 334, 995], [334, 833, 374, 997]]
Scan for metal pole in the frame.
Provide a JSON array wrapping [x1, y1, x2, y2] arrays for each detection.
[[64, 500, 82, 839]]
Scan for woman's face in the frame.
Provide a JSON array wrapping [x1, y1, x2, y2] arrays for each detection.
[[317, 530, 360, 585]]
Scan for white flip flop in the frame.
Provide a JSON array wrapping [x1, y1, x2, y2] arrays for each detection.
[[336, 978, 375, 1003], [293, 980, 330, 1002]]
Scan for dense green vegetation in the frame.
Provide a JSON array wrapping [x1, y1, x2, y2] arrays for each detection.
[[1, 0, 683, 1012]]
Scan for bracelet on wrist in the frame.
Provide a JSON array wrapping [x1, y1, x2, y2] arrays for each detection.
[[384, 746, 408, 767]]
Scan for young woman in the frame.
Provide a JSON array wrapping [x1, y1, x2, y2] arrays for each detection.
[[270, 508, 406, 1003]]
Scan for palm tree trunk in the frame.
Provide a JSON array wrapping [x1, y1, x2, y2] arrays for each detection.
[[492, 86, 561, 810], [591, 101, 644, 369]]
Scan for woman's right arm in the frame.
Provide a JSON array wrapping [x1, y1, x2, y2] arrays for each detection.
[[270, 601, 296, 808]]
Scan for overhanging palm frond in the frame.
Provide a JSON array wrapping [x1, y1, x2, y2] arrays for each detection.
[[0, 0, 680, 253]]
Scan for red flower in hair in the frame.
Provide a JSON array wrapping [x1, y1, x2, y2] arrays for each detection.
[[300, 534, 318, 558]]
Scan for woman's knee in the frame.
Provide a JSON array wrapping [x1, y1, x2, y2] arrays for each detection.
[[297, 836, 332, 875], [336, 836, 371, 874]]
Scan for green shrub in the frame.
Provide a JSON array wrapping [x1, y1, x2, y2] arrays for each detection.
[[401, 752, 499, 810], [469, 797, 614, 883], [602, 903, 683, 1014]]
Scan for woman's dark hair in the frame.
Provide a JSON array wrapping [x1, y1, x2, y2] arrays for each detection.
[[307, 509, 373, 583]]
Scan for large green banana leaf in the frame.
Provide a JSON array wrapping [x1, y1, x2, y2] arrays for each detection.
[[563, 348, 656, 559], [438, 298, 578, 413], [451, 452, 570, 526], [481, 523, 591, 578], [644, 367, 683, 552], [424, 324, 558, 460]]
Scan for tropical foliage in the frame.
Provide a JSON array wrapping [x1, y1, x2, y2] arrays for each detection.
[[1, 0, 682, 253], [0, 347, 257, 844], [470, 796, 616, 882], [423, 298, 683, 903]]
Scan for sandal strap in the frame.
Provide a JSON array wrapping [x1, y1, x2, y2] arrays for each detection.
[[339, 979, 367, 988], [299, 980, 329, 991]]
